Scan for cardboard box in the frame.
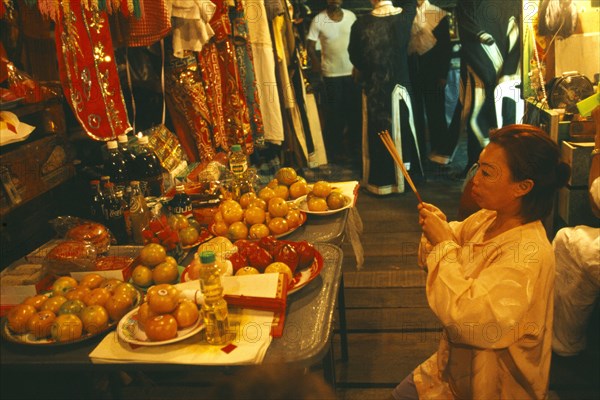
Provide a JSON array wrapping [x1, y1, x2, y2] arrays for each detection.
[[0, 134, 74, 216], [0, 259, 53, 316], [561, 141, 595, 186], [69, 245, 141, 282], [558, 186, 599, 227]]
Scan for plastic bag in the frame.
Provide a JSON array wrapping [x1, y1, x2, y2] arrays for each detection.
[[49, 216, 114, 254], [43, 239, 97, 276]]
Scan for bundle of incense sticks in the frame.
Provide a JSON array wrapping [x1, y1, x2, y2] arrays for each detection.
[[378, 130, 423, 204]]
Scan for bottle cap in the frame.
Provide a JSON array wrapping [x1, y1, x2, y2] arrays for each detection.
[[231, 144, 242, 152], [175, 184, 185, 193], [90, 179, 100, 184], [138, 136, 149, 144], [117, 134, 128, 144], [200, 251, 216, 264], [107, 140, 118, 149]]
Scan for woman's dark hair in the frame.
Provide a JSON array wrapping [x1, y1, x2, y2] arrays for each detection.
[[489, 124, 571, 223]]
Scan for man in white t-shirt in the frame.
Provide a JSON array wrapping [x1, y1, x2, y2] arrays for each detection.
[[307, 0, 361, 167]]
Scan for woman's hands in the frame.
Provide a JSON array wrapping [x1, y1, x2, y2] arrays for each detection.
[[418, 202, 454, 246]]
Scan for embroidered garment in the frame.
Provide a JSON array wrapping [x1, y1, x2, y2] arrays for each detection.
[[230, 0, 265, 146], [55, 1, 132, 140]]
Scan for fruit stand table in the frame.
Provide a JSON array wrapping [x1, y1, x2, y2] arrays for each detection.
[[0, 243, 343, 396]]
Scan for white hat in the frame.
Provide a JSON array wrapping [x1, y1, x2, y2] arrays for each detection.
[[0, 111, 35, 146]]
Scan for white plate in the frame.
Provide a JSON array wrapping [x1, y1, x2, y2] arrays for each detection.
[[294, 194, 353, 216], [117, 306, 204, 346]]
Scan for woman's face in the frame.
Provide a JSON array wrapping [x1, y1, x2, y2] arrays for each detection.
[[471, 144, 523, 212]]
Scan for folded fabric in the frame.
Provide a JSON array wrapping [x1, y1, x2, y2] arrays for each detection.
[[89, 309, 273, 365]]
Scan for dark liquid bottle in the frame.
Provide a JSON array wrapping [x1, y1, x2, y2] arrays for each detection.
[[169, 184, 192, 218], [103, 182, 128, 244], [89, 180, 104, 222], [117, 134, 136, 175], [103, 140, 129, 192], [133, 135, 163, 197]]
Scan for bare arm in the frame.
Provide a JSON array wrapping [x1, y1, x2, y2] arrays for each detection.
[[306, 39, 321, 74]]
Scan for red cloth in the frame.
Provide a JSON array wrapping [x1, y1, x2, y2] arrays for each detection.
[[126, 0, 171, 47], [55, 2, 132, 140]]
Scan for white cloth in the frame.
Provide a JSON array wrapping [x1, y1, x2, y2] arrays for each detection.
[[168, 0, 216, 57], [552, 176, 600, 356], [243, 0, 285, 144], [408, 0, 447, 55], [306, 9, 356, 77], [414, 209, 555, 399]]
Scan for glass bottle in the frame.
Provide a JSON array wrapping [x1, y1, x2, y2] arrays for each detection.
[[169, 184, 192, 218], [102, 182, 128, 244], [103, 140, 129, 192], [116, 189, 131, 242], [228, 144, 254, 200], [198, 250, 230, 345], [117, 134, 136, 171], [228, 144, 248, 178], [133, 135, 163, 197], [129, 181, 150, 245], [89, 180, 104, 222]]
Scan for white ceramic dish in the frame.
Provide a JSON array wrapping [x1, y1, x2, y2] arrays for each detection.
[[117, 307, 204, 346]]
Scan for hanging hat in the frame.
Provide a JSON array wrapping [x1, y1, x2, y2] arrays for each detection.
[[0, 111, 35, 146]]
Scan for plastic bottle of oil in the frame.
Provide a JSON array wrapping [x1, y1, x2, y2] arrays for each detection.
[[198, 250, 230, 345]]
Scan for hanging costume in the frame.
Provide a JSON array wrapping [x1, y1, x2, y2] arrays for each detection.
[[198, 0, 253, 154], [348, 0, 418, 195], [53, 1, 133, 141], [230, 0, 265, 146], [447, 0, 521, 168]]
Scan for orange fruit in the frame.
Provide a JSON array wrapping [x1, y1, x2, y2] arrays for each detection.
[[273, 185, 289, 200], [249, 198, 267, 210], [212, 221, 229, 236], [144, 314, 178, 341], [131, 265, 154, 288], [172, 300, 199, 329], [83, 287, 111, 307], [78, 273, 105, 289], [239, 192, 257, 209], [268, 217, 289, 235], [258, 187, 276, 203], [275, 167, 298, 186], [27, 310, 56, 339], [307, 197, 328, 212], [137, 302, 158, 330], [51, 276, 78, 297], [265, 262, 293, 282], [249, 224, 270, 240], [326, 191, 347, 210], [228, 221, 249, 241], [236, 266, 260, 276], [289, 180, 309, 199], [79, 305, 109, 335], [152, 262, 179, 284], [104, 293, 134, 321], [312, 181, 332, 198], [244, 206, 266, 225], [100, 278, 123, 295], [23, 294, 50, 310], [139, 243, 167, 267], [41, 295, 68, 314], [7, 304, 37, 334], [268, 197, 289, 218], [64, 286, 91, 302], [51, 314, 83, 342]]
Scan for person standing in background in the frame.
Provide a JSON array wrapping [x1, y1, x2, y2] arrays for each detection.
[[407, 0, 453, 166], [307, 0, 361, 167], [446, 0, 521, 176], [348, 0, 418, 195]]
